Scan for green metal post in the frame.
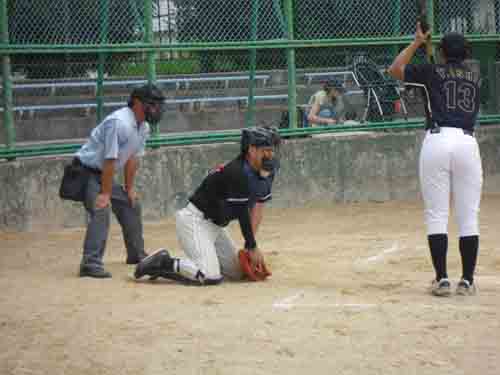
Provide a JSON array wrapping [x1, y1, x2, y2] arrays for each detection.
[[145, 0, 156, 84], [284, 0, 297, 128], [1, 0, 15, 148], [427, 0, 439, 62], [97, 0, 109, 123], [272, 0, 287, 38], [392, 0, 401, 58], [245, 0, 259, 128], [427, 0, 434, 46], [144, 0, 157, 134], [488, 57, 498, 114], [128, 0, 142, 28]]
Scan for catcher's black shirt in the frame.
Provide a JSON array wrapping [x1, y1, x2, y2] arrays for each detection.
[[189, 155, 274, 250], [404, 62, 480, 131]]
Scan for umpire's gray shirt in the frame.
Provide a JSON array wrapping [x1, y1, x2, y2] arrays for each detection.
[[76, 107, 150, 171]]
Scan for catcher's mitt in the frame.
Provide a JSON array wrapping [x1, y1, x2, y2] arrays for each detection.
[[238, 249, 271, 281]]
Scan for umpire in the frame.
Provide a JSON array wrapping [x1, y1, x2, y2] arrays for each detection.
[[74, 84, 165, 278], [388, 24, 482, 296]]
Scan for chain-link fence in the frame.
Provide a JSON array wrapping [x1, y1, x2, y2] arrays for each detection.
[[1, 0, 500, 151]]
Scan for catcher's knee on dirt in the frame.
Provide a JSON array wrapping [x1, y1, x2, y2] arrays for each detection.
[[175, 258, 223, 285]]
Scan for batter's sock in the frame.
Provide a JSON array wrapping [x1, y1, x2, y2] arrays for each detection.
[[428, 234, 448, 281], [459, 236, 479, 285]]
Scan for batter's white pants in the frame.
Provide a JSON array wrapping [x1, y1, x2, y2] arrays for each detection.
[[175, 203, 243, 281], [419, 127, 483, 236]]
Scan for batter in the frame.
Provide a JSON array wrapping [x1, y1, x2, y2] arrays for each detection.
[[388, 23, 482, 297]]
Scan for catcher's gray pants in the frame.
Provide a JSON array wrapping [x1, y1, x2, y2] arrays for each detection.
[[174, 203, 243, 281], [80, 173, 144, 269]]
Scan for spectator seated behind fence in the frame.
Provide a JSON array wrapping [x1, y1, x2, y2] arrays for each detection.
[[307, 79, 355, 126]]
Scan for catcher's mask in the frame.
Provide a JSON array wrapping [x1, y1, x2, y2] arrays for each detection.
[[438, 32, 471, 63], [241, 126, 281, 176], [129, 84, 166, 125]]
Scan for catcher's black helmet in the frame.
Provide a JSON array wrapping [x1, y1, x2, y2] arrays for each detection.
[[439, 32, 471, 63], [240, 126, 280, 155]]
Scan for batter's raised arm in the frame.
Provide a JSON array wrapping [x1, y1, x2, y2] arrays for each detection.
[[388, 22, 431, 81]]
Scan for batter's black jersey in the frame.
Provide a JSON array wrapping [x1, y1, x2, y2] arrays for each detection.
[[189, 155, 274, 250], [404, 63, 480, 131]]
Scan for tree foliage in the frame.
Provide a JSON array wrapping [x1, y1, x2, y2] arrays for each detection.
[[8, 0, 145, 78]]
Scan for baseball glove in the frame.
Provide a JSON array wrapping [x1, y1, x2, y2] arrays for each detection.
[[238, 249, 271, 281]]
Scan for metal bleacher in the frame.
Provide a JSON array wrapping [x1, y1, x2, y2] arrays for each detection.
[[12, 74, 271, 93], [2, 95, 289, 115], [2, 74, 277, 114], [304, 70, 361, 87]]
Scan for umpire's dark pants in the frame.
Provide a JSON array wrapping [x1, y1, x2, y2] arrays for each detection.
[[81, 173, 145, 270]]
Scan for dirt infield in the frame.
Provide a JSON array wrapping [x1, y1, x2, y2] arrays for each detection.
[[1, 195, 500, 375]]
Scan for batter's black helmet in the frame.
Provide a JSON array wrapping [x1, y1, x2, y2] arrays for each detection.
[[240, 126, 280, 155], [439, 32, 471, 63]]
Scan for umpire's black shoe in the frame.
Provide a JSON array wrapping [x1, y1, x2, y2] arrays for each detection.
[[79, 266, 112, 278], [134, 248, 174, 279], [126, 251, 149, 265]]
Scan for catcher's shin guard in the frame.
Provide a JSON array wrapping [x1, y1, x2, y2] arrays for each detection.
[[134, 248, 174, 280]]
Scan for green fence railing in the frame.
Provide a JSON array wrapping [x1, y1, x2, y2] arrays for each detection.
[[2, 115, 500, 160]]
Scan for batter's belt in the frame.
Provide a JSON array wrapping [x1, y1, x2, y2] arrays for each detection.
[[429, 126, 474, 137]]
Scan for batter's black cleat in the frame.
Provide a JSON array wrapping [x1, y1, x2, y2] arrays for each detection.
[[134, 248, 174, 280], [456, 278, 477, 296], [430, 278, 451, 297]]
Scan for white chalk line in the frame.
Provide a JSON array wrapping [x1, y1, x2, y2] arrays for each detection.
[[272, 291, 494, 313], [272, 291, 376, 311], [272, 291, 305, 310], [355, 241, 401, 264], [274, 301, 491, 312], [419, 304, 493, 312], [273, 303, 377, 311]]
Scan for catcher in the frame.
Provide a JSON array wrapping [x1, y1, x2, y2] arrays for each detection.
[[134, 126, 280, 285]]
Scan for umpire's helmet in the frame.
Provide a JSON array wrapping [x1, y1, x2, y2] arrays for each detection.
[[240, 126, 280, 155], [128, 84, 165, 107], [439, 33, 471, 63]]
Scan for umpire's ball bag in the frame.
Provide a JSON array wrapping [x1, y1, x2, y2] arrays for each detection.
[[59, 163, 89, 202]]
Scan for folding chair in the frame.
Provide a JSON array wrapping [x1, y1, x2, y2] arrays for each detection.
[[352, 56, 408, 122]]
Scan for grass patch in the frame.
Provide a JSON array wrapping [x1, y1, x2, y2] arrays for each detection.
[[114, 59, 201, 76]]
